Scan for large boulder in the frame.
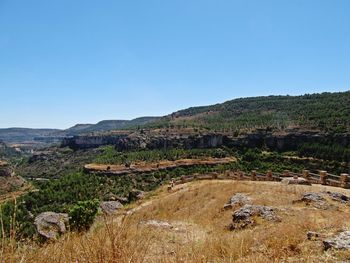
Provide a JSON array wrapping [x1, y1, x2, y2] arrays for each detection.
[[229, 204, 279, 230], [223, 193, 251, 210], [324, 231, 350, 250], [34, 212, 68, 239], [100, 201, 123, 215], [281, 177, 311, 186], [298, 192, 330, 209]]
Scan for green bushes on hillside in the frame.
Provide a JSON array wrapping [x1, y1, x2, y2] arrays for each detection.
[[94, 146, 231, 164]]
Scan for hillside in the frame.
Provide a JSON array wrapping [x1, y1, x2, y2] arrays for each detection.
[[2, 91, 350, 146], [149, 91, 350, 133], [66, 117, 160, 135], [4, 180, 350, 262]]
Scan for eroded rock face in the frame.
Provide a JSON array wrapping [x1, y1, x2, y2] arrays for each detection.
[[281, 177, 311, 186], [299, 192, 330, 209], [229, 204, 279, 230], [223, 193, 251, 210], [34, 212, 68, 239], [326, 191, 350, 203], [324, 231, 350, 250], [100, 201, 123, 215]]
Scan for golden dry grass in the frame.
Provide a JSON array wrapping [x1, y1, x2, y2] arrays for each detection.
[[2, 180, 350, 262]]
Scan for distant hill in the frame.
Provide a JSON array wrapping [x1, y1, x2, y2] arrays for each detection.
[[66, 117, 160, 135], [0, 128, 61, 144], [148, 91, 350, 133], [0, 117, 160, 145], [2, 91, 350, 145]]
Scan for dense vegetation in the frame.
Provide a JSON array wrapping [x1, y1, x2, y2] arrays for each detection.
[[94, 146, 230, 164], [147, 91, 350, 132], [297, 142, 350, 162]]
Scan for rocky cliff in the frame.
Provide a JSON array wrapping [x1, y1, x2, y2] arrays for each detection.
[[61, 128, 350, 152]]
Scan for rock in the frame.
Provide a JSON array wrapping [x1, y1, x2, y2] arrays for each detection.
[[100, 201, 123, 215], [229, 204, 279, 230], [34, 212, 68, 239], [281, 177, 311, 186], [326, 191, 350, 203], [323, 231, 350, 250], [307, 231, 321, 240], [299, 192, 330, 209], [129, 189, 145, 202], [223, 193, 251, 210], [116, 196, 129, 203]]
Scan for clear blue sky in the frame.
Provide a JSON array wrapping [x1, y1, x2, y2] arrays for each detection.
[[1, 0, 350, 129]]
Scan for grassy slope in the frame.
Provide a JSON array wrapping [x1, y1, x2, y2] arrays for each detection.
[[5, 180, 350, 262]]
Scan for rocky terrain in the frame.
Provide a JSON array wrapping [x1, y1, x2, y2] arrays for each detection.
[[0, 160, 28, 201], [5, 179, 350, 262]]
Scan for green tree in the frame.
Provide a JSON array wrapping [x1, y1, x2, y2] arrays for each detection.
[[68, 199, 99, 231]]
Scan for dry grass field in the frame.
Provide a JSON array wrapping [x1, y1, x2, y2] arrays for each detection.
[[2, 180, 350, 262]]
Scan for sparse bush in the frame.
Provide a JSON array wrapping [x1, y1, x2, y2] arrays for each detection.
[[68, 199, 99, 231]]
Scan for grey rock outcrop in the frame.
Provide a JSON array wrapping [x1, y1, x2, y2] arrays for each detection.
[[281, 177, 311, 186], [34, 212, 68, 239], [100, 201, 124, 215], [326, 191, 350, 203], [223, 193, 252, 210], [229, 204, 279, 230], [324, 231, 350, 250], [299, 192, 330, 209]]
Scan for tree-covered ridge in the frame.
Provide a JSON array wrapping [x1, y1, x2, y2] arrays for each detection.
[[147, 91, 350, 132]]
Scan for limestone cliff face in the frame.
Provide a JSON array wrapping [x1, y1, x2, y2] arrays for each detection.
[[61, 129, 350, 152], [115, 133, 225, 151], [61, 134, 129, 149]]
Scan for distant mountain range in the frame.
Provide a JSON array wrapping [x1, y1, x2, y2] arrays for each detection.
[[2, 91, 350, 146], [0, 117, 160, 145]]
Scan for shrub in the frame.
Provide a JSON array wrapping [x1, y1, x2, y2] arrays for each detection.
[[68, 199, 100, 231]]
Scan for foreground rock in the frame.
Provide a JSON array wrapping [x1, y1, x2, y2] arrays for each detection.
[[324, 231, 350, 250], [298, 192, 330, 209], [223, 193, 251, 210], [229, 204, 279, 230], [100, 201, 123, 215], [34, 212, 68, 239], [326, 191, 350, 203], [281, 177, 311, 186]]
